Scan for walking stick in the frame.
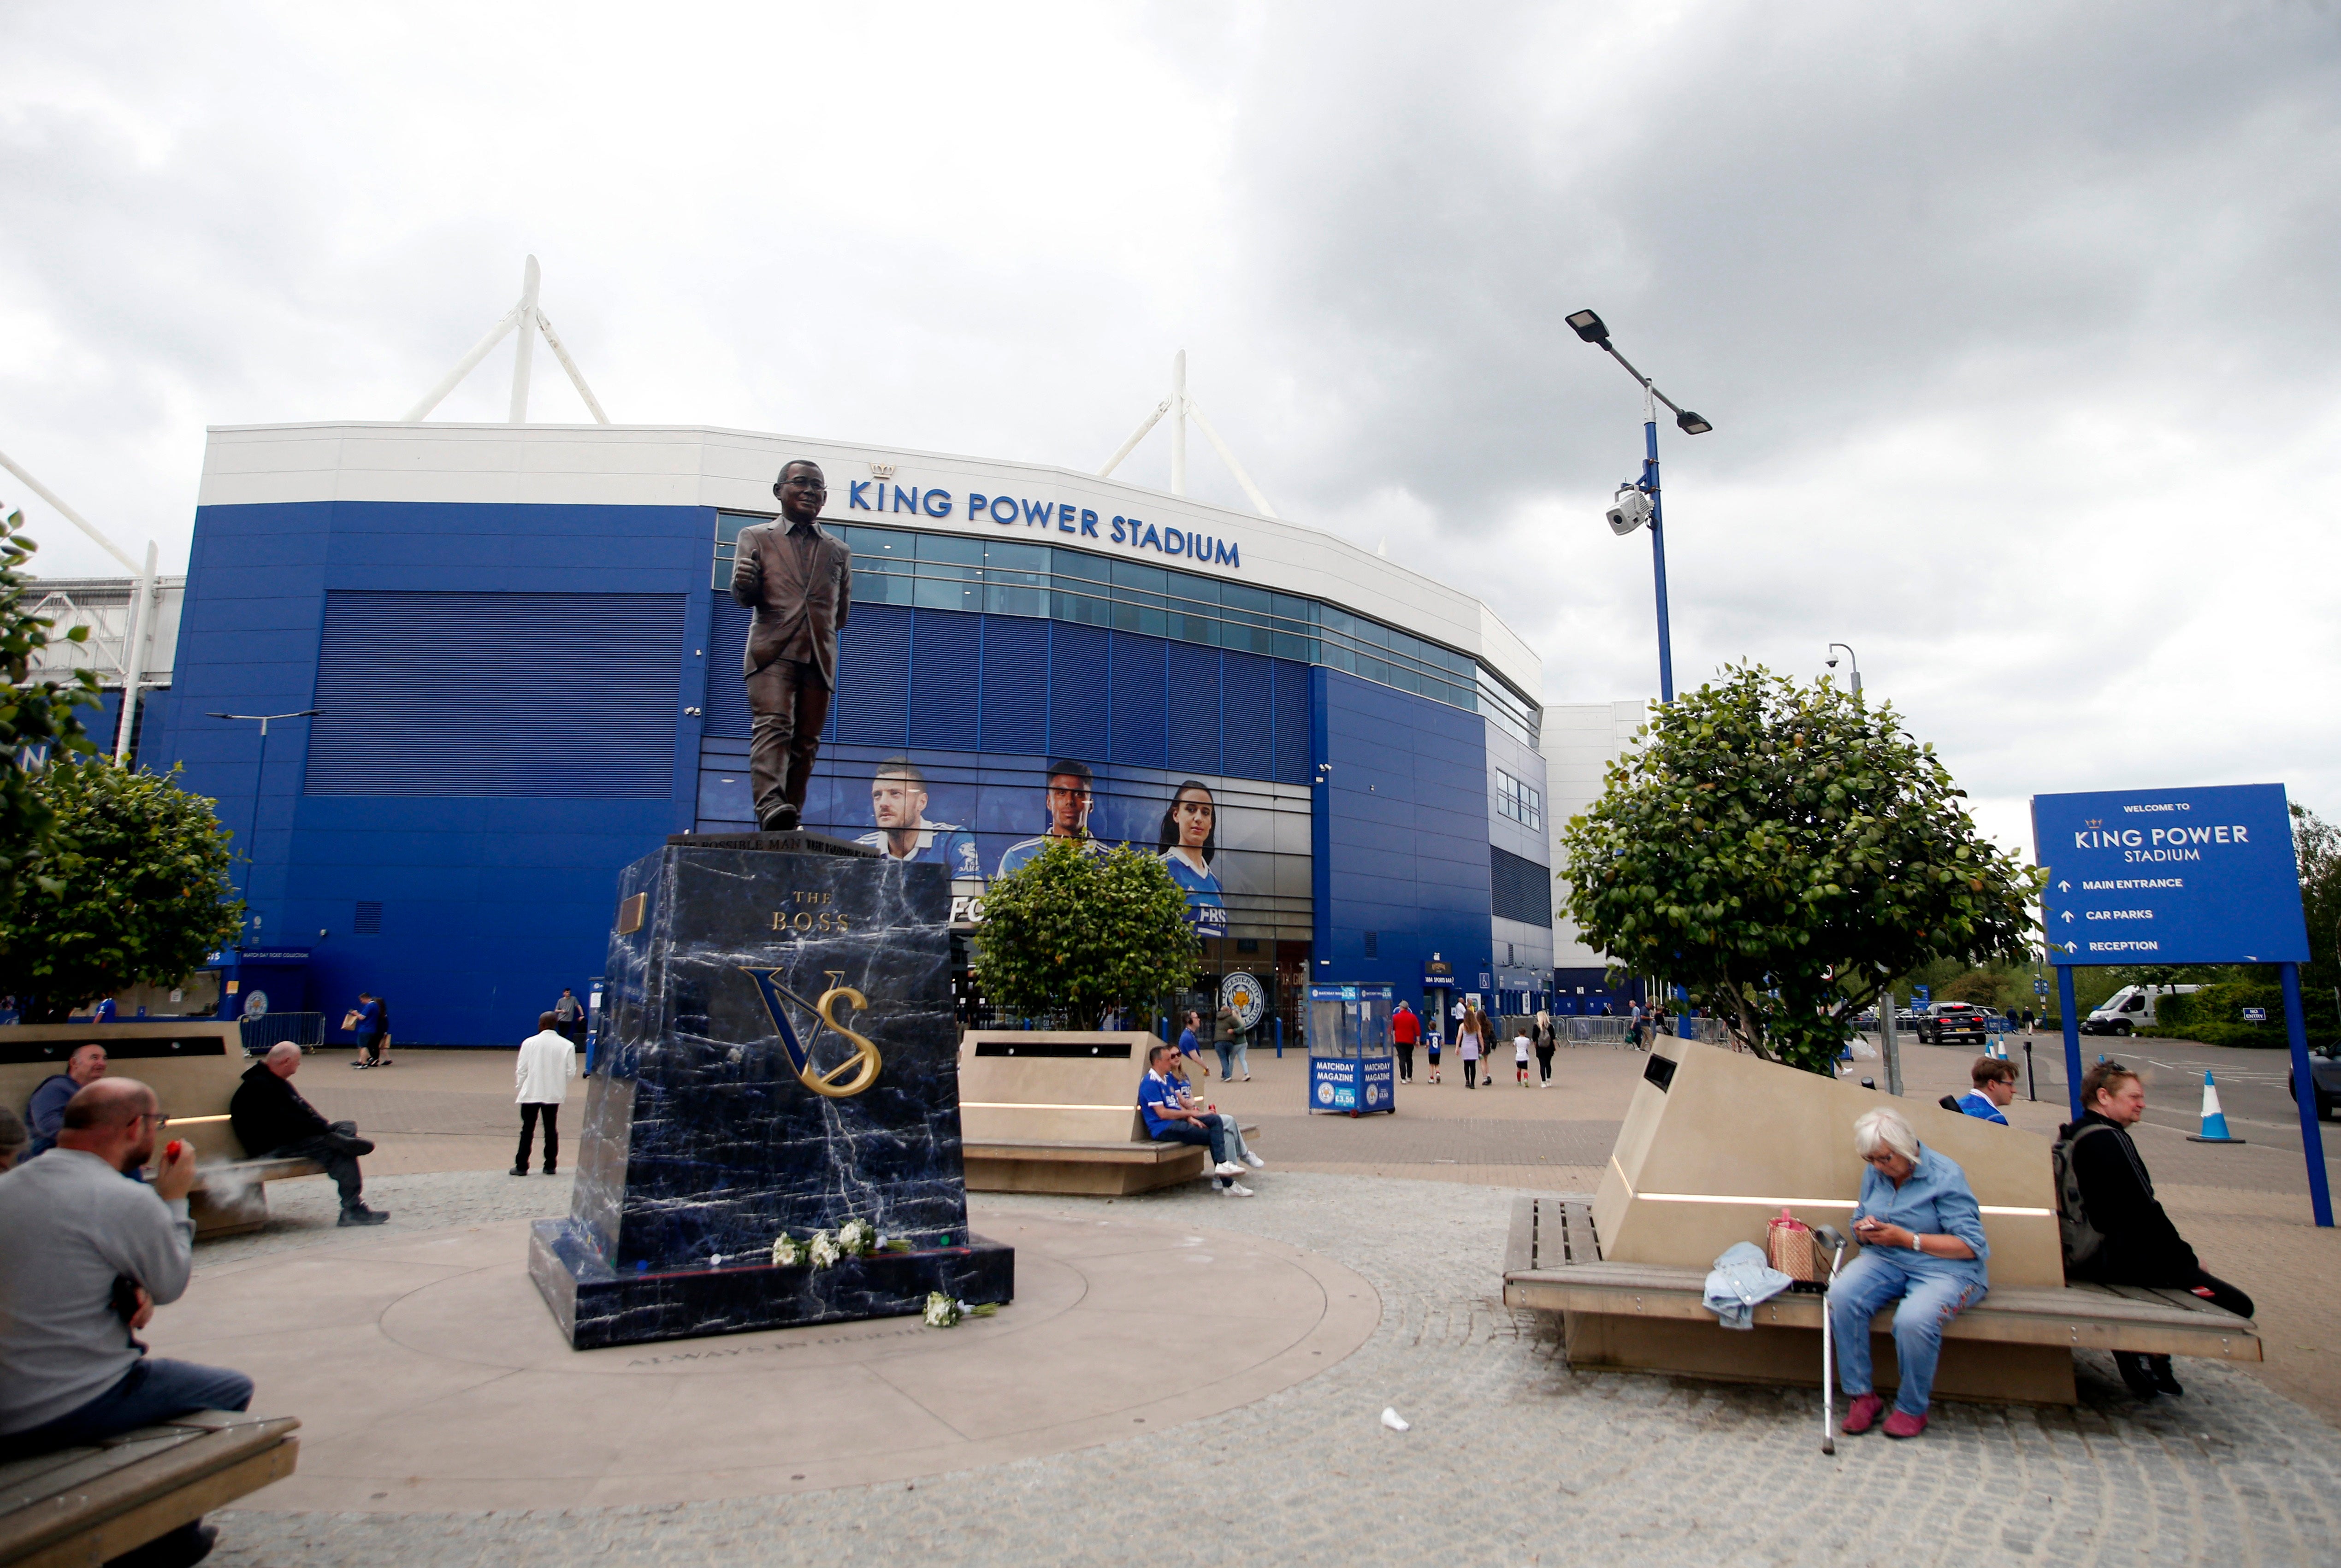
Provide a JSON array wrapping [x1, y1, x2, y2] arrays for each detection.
[[1815, 1225, 1849, 1455]]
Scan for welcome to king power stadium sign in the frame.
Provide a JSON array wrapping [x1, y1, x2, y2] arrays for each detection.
[[842, 475, 1243, 570]]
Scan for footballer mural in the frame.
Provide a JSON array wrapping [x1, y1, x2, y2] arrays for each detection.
[[1157, 780, 1228, 936]]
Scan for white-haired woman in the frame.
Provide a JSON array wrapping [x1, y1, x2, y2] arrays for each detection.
[[1828, 1106, 1990, 1440]]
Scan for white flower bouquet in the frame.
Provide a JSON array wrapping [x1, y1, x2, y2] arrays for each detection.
[[808, 1230, 845, 1268], [922, 1291, 999, 1328], [771, 1232, 808, 1267], [836, 1219, 878, 1256]]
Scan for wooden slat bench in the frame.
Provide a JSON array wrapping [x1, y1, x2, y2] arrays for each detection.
[[0, 1410, 298, 1567], [963, 1124, 1265, 1197], [1502, 1197, 2260, 1404]]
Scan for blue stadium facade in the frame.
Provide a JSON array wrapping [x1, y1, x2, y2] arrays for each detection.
[[142, 423, 1584, 1046]]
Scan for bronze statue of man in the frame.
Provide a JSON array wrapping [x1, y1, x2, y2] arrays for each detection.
[[732, 460, 852, 832]]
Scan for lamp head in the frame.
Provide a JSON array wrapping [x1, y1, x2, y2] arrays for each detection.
[[1566, 309, 1609, 345], [1675, 410, 1713, 435]]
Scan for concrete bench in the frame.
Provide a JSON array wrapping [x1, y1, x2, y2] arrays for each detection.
[[1502, 1197, 2262, 1405], [0, 1410, 299, 1567]]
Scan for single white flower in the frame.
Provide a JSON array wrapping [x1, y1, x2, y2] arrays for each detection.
[[771, 1233, 807, 1267], [809, 1230, 845, 1269]]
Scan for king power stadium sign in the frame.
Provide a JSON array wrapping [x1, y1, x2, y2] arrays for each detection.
[[2031, 783, 2311, 966]]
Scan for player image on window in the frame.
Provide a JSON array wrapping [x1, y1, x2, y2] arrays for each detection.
[[853, 757, 981, 880], [995, 758, 1110, 878], [1158, 779, 1228, 937]]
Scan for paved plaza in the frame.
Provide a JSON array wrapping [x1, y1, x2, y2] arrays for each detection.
[[166, 1041, 2341, 1566]]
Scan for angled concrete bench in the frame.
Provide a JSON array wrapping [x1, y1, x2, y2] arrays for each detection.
[[1503, 1197, 2262, 1404], [0, 1410, 299, 1567], [958, 1030, 1259, 1196]]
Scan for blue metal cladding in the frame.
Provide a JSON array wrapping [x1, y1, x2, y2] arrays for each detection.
[[305, 590, 685, 798], [1222, 652, 1274, 780], [832, 604, 910, 745], [1312, 666, 1493, 993], [978, 616, 1049, 754], [1272, 659, 1311, 784], [1167, 643, 1222, 776], [1049, 622, 1110, 760], [1108, 632, 1168, 769], [704, 597, 753, 737], [907, 609, 981, 750]]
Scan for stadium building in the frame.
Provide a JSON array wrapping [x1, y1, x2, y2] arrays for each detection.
[[47, 418, 1644, 1044]]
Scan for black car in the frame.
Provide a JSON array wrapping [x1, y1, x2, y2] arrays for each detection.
[[2288, 1046, 2341, 1120], [1915, 1003, 1990, 1048]]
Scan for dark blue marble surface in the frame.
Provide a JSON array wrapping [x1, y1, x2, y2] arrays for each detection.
[[533, 838, 1012, 1348]]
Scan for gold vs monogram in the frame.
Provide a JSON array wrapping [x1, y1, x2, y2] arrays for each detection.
[[739, 965, 883, 1098]]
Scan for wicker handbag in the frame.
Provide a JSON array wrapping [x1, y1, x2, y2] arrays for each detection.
[[1767, 1208, 1819, 1282]]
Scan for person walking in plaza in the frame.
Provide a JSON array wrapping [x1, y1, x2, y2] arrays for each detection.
[[553, 987, 586, 1045], [1392, 1002, 1419, 1083], [513, 1012, 577, 1177], [1176, 1010, 1209, 1079], [1457, 1003, 1487, 1090], [0, 1078, 256, 1562], [1425, 1024, 1443, 1085], [232, 1042, 389, 1226], [1829, 1107, 1990, 1440], [1534, 1010, 1557, 1087], [1513, 1026, 1533, 1086], [1215, 1001, 1244, 1082], [23, 1041, 107, 1158], [350, 990, 385, 1068], [2059, 1060, 2254, 1400]]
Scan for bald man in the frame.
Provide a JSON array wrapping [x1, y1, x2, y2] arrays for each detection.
[[23, 1042, 107, 1158], [0, 1080, 254, 1563], [230, 1042, 387, 1226]]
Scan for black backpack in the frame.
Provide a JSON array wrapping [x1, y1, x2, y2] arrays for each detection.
[[2050, 1123, 2117, 1269]]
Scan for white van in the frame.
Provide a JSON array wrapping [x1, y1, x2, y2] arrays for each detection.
[[2082, 983, 2201, 1037]]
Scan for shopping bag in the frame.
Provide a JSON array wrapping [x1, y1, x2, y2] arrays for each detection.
[[341, 1010, 362, 1031], [1767, 1208, 1819, 1281]]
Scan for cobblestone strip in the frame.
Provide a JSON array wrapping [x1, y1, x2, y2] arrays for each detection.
[[207, 1172, 2341, 1567]]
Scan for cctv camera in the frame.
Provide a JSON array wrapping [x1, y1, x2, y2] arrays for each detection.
[[1605, 486, 1652, 536], [1826, 655, 1839, 669]]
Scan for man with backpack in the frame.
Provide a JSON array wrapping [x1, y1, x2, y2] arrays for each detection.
[[2055, 1060, 2253, 1401]]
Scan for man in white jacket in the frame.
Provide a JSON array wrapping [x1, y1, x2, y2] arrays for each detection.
[[513, 1013, 577, 1177]]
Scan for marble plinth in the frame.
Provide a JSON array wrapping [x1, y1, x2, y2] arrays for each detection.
[[532, 840, 1012, 1348]]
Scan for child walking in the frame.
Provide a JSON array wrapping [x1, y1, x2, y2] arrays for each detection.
[[1515, 1029, 1533, 1086]]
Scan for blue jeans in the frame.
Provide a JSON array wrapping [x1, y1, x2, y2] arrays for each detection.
[[0, 1357, 254, 1458], [1215, 1043, 1235, 1079], [1150, 1120, 1235, 1185], [1827, 1251, 1985, 1416]]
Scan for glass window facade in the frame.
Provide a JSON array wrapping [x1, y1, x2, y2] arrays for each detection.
[[1496, 768, 1543, 831], [716, 514, 1539, 743]]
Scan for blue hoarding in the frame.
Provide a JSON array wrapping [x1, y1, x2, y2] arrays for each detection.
[[2032, 783, 2310, 966]]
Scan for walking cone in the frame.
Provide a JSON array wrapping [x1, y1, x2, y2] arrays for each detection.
[[2185, 1071, 2246, 1144]]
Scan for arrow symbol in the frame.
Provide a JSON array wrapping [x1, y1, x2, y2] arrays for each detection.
[[2063, 941, 2077, 953], [2060, 911, 2074, 923], [2057, 879, 2070, 892]]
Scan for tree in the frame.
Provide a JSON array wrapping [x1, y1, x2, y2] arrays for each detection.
[[970, 838, 1199, 1028], [0, 508, 101, 914], [2296, 802, 2339, 1003], [0, 758, 244, 1021], [1557, 664, 2040, 1074]]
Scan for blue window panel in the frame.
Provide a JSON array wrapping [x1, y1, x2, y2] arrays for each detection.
[[305, 590, 684, 798], [1109, 633, 1168, 769], [834, 604, 910, 746], [1491, 843, 1552, 925], [1271, 658, 1312, 785], [980, 615, 1050, 755], [1222, 651, 1273, 781], [1167, 643, 1221, 776], [1049, 622, 1109, 762], [704, 595, 753, 737], [908, 609, 981, 750]]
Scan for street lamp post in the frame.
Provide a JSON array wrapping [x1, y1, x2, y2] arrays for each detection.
[[1826, 643, 1862, 703], [1567, 309, 1711, 703], [206, 711, 320, 915]]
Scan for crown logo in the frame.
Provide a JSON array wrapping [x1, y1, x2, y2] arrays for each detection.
[[869, 463, 896, 481], [2083, 818, 2102, 830]]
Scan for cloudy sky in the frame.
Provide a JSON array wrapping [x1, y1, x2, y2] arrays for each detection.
[[4, 1, 2338, 855]]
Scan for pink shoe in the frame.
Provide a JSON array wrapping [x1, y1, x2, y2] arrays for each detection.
[[1840, 1393, 1885, 1435], [1881, 1409, 1928, 1439]]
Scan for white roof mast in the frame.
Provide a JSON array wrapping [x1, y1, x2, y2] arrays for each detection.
[[401, 255, 610, 424], [1098, 349, 1278, 519]]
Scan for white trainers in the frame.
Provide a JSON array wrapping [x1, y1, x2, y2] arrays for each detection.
[[1213, 1161, 1245, 1177], [1242, 1152, 1266, 1169], [1219, 1181, 1254, 1197]]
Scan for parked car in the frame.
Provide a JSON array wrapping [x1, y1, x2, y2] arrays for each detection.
[[2081, 983, 2202, 1037], [2288, 1045, 2341, 1121], [1915, 1002, 1990, 1048]]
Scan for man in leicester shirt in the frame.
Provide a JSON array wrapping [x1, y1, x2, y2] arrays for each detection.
[[1138, 1044, 1250, 1196], [996, 759, 1111, 878], [1955, 1056, 2017, 1125], [854, 758, 981, 879]]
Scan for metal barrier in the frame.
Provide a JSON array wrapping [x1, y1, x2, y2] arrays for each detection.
[[237, 1012, 324, 1056]]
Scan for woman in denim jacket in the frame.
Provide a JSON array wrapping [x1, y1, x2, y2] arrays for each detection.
[[1828, 1106, 1991, 1440]]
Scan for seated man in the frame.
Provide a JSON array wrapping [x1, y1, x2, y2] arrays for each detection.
[[2061, 1060, 2253, 1400], [1138, 1043, 1250, 1197], [1957, 1056, 2018, 1124], [230, 1041, 389, 1226], [1164, 1067, 1265, 1173], [24, 1041, 108, 1158], [0, 1079, 255, 1563]]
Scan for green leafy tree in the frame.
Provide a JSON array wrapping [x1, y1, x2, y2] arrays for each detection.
[[0, 508, 101, 913], [0, 758, 244, 1021], [1558, 664, 2041, 1074], [970, 838, 1199, 1028]]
